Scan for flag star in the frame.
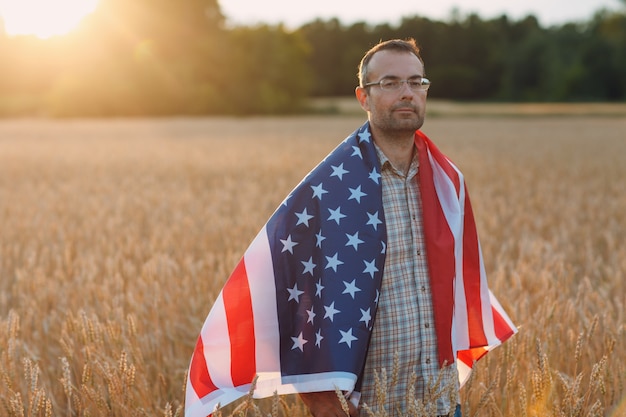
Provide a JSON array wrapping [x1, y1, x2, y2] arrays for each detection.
[[342, 279, 361, 299], [315, 230, 326, 248], [358, 130, 371, 143], [281, 193, 293, 207], [328, 206, 346, 225], [295, 208, 314, 227], [306, 307, 316, 324], [315, 279, 325, 297], [351, 146, 363, 159], [363, 259, 379, 278], [369, 168, 381, 184], [325, 252, 344, 272], [366, 211, 383, 231], [287, 283, 304, 303], [339, 328, 358, 348], [348, 185, 367, 203], [330, 163, 349, 180], [324, 302, 340, 322], [375, 290, 380, 304], [311, 183, 328, 200], [301, 256, 316, 276], [291, 332, 308, 352], [360, 308, 372, 328], [280, 235, 299, 254], [345, 232, 364, 251], [381, 241, 386, 254], [315, 329, 324, 347]]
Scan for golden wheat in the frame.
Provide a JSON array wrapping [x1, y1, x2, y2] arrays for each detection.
[[0, 114, 624, 416]]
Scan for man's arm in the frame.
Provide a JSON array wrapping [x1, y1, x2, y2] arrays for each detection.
[[299, 391, 359, 417]]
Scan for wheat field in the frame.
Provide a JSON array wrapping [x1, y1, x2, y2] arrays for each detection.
[[0, 114, 624, 416]]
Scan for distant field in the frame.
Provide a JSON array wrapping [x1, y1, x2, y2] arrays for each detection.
[[310, 97, 626, 117], [0, 114, 624, 416]]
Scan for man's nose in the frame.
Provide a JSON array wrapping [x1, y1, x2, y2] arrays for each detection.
[[399, 81, 416, 97]]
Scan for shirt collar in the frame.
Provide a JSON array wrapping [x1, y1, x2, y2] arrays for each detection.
[[373, 141, 419, 179]]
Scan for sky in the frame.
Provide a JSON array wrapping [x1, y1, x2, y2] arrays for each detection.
[[219, 0, 624, 28]]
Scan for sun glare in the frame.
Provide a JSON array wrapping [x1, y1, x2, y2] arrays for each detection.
[[0, 0, 99, 39]]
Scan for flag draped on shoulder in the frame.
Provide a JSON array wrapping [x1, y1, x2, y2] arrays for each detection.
[[185, 122, 516, 417]]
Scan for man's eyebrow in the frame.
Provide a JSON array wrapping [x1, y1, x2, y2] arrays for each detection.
[[380, 74, 424, 80]]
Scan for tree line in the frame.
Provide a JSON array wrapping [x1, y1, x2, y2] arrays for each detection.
[[0, 0, 624, 116]]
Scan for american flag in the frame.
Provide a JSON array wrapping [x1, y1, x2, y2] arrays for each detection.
[[185, 122, 517, 417]]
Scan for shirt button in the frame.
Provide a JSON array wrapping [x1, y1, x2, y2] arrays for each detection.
[[425, 323, 430, 328], [425, 358, 431, 364], [421, 286, 426, 292]]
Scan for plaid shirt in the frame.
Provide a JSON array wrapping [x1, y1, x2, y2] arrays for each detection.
[[358, 143, 459, 416]]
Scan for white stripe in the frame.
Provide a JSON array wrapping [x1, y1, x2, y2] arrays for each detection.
[[186, 386, 249, 417], [489, 289, 518, 341], [252, 371, 357, 398], [428, 152, 472, 351], [185, 373, 200, 408], [200, 292, 234, 388], [456, 359, 473, 388], [244, 227, 281, 372], [477, 242, 498, 344]]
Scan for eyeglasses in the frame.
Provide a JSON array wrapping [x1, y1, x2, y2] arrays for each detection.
[[363, 77, 431, 92]]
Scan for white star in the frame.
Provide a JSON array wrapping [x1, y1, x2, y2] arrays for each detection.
[[381, 241, 386, 254], [351, 146, 363, 159], [306, 307, 316, 324], [315, 230, 326, 248], [345, 232, 364, 251], [366, 211, 383, 231], [311, 183, 328, 200], [280, 235, 298, 254], [339, 328, 358, 348], [287, 283, 304, 303], [375, 289, 380, 304], [328, 206, 346, 225], [315, 329, 324, 347], [330, 163, 349, 180], [291, 332, 307, 352], [342, 279, 361, 299], [363, 259, 379, 278], [324, 302, 340, 322], [348, 185, 367, 203], [369, 168, 381, 184], [315, 279, 324, 297], [360, 308, 372, 327], [295, 208, 314, 227], [281, 193, 292, 207], [358, 130, 372, 143], [301, 256, 316, 276], [325, 252, 344, 272]]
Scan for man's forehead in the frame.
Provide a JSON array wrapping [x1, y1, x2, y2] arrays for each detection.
[[368, 50, 424, 74]]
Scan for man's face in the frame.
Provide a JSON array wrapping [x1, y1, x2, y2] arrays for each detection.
[[356, 50, 427, 135]]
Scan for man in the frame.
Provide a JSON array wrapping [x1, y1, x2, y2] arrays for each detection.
[[185, 39, 516, 417]]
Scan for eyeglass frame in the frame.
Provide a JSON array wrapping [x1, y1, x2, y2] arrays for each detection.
[[362, 76, 431, 92]]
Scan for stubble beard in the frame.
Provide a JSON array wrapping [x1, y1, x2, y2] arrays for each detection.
[[373, 107, 425, 137]]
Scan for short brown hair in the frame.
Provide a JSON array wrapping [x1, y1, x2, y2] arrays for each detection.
[[357, 38, 424, 87]]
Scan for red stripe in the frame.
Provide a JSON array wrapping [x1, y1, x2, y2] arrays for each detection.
[[462, 189, 489, 348], [189, 335, 218, 399], [222, 259, 257, 386], [458, 346, 489, 368], [492, 304, 517, 342], [417, 131, 461, 197], [416, 132, 455, 367]]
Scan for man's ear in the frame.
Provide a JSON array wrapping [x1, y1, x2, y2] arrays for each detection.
[[355, 86, 370, 112]]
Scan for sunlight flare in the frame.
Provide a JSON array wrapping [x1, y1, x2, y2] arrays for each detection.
[[0, 0, 98, 39]]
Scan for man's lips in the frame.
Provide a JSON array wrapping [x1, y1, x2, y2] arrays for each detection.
[[392, 103, 417, 113]]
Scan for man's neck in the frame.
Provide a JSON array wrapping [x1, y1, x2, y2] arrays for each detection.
[[371, 131, 416, 175]]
